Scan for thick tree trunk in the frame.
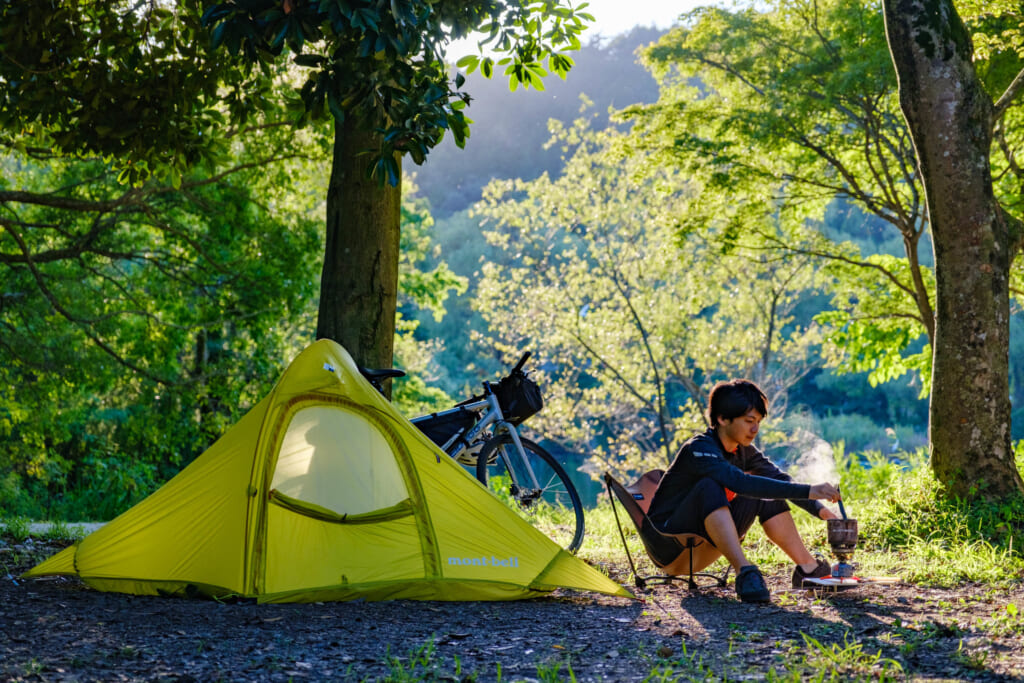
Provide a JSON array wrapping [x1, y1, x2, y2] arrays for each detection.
[[316, 117, 401, 377], [883, 0, 1023, 498]]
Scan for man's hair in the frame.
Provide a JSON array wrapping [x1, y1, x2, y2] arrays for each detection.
[[708, 379, 769, 426]]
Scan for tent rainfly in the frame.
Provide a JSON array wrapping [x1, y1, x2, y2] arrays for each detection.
[[25, 339, 631, 603]]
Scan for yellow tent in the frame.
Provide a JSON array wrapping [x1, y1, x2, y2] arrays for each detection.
[[25, 340, 630, 603]]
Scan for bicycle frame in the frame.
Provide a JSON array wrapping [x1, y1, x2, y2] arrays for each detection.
[[410, 387, 544, 491], [361, 352, 585, 552]]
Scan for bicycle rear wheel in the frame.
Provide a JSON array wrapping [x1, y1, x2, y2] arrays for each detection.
[[476, 434, 585, 553]]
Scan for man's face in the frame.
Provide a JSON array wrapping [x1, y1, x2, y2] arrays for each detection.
[[717, 407, 764, 450]]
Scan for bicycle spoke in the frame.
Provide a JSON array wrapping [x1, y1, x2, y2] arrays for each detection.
[[477, 434, 585, 552]]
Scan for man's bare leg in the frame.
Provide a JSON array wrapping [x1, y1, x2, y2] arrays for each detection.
[[662, 507, 751, 575], [761, 511, 819, 572], [703, 506, 755, 572]]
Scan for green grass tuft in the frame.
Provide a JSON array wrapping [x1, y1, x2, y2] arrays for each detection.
[[0, 516, 32, 543]]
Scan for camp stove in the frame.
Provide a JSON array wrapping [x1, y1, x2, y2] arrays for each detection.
[[827, 517, 858, 578], [826, 494, 858, 578], [801, 497, 897, 590]]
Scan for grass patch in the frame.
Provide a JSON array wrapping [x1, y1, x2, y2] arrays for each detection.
[[844, 454, 1024, 587], [40, 519, 84, 543], [978, 602, 1024, 637], [0, 516, 32, 543], [0, 518, 89, 544], [377, 637, 584, 682], [766, 633, 904, 682]]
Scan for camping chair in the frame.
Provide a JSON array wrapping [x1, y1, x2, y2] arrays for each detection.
[[604, 470, 730, 590]]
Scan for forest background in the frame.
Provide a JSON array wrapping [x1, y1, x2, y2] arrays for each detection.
[[3, 1, 1023, 520]]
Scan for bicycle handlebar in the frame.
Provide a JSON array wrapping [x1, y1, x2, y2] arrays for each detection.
[[511, 351, 531, 374]]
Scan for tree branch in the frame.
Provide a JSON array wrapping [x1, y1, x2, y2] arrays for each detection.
[[2, 220, 175, 385], [749, 229, 924, 310], [599, 246, 674, 463], [993, 66, 1024, 123]]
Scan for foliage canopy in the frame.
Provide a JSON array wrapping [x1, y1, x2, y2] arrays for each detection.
[[0, 0, 270, 186], [201, 0, 594, 184], [619, 0, 937, 392]]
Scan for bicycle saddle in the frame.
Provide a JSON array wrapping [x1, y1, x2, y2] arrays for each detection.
[[358, 367, 407, 381]]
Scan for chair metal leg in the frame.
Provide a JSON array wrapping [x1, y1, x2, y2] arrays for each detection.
[[687, 538, 698, 590], [685, 538, 730, 590]]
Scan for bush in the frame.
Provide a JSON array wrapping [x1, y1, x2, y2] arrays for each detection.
[[835, 445, 927, 501], [849, 461, 1024, 586], [53, 454, 162, 521]]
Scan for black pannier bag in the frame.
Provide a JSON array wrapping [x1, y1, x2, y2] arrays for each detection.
[[416, 408, 476, 449], [494, 371, 544, 425]]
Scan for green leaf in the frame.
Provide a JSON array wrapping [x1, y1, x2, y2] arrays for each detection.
[[455, 55, 479, 71], [424, 83, 446, 103], [211, 23, 228, 50], [294, 54, 324, 67]]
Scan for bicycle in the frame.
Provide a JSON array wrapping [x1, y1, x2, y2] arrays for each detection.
[[359, 352, 585, 553]]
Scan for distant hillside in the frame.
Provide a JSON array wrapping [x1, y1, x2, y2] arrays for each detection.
[[413, 26, 666, 217]]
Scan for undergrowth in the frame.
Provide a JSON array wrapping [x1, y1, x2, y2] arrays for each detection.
[[838, 447, 1024, 586], [0, 518, 87, 544]]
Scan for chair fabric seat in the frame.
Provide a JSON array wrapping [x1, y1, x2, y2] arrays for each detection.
[[605, 470, 726, 590], [640, 517, 694, 567]]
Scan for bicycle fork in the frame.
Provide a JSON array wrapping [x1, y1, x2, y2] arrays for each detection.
[[500, 424, 545, 502]]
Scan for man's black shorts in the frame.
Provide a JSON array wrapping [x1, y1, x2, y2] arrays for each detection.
[[655, 477, 790, 545]]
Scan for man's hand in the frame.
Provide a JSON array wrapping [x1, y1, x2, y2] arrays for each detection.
[[818, 506, 839, 520], [808, 482, 841, 503]]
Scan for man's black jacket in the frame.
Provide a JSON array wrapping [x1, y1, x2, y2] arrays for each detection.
[[647, 427, 823, 527]]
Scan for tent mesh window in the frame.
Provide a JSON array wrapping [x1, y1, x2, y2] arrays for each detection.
[[272, 406, 408, 515]]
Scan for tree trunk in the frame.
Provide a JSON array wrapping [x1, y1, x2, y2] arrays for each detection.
[[316, 117, 401, 379], [883, 0, 1023, 498]]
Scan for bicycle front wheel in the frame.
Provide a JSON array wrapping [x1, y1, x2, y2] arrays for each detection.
[[476, 434, 585, 553]]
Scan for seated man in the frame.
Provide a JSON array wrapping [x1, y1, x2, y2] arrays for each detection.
[[647, 379, 840, 603]]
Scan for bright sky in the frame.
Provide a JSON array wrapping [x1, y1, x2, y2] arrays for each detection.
[[580, 0, 694, 37], [447, 0, 704, 54]]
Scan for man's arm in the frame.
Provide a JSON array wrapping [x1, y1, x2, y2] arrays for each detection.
[[698, 456, 814, 500], [807, 483, 841, 518], [738, 447, 838, 517]]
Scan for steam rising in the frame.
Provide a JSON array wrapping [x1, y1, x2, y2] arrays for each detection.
[[789, 428, 838, 482], [788, 428, 840, 514]]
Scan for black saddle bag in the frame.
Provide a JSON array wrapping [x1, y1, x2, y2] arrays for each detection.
[[494, 371, 543, 425]]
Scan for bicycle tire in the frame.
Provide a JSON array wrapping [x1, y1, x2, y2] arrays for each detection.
[[476, 434, 585, 553]]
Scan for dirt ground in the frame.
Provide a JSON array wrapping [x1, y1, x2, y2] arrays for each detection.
[[3, 536, 1023, 682]]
